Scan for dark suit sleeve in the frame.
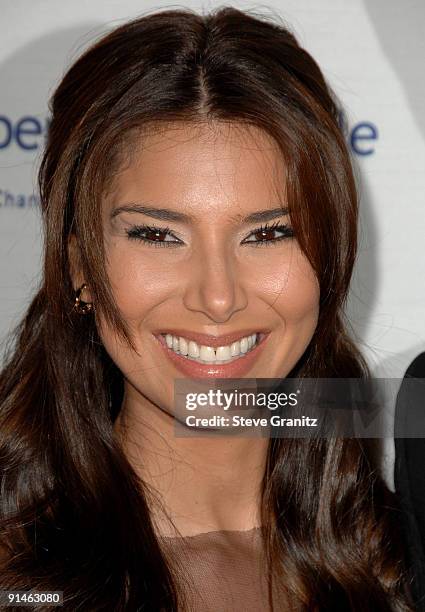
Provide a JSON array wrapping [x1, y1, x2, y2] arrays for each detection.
[[395, 352, 425, 611]]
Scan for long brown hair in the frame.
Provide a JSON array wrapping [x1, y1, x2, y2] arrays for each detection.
[[0, 6, 412, 610]]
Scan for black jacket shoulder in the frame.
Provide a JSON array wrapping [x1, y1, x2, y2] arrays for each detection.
[[395, 352, 425, 611]]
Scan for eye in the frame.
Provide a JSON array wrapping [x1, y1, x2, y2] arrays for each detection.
[[125, 220, 294, 248], [125, 224, 183, 247], [242, 220, 294, 246]]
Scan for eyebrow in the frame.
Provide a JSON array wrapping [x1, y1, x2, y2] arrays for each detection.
[[110, 203, 289, 224]]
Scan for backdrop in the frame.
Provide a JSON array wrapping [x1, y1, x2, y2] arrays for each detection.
[[0, 0, 424, 484]]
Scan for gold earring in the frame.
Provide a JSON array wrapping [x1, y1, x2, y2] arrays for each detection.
[[73, 283, 94, 314]]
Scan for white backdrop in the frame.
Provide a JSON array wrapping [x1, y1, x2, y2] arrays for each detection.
[[0, 0, 424, 483]]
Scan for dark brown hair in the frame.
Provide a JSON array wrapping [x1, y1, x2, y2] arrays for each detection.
[[0, 6, 412, 610]]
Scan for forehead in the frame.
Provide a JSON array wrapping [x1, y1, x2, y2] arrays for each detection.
[[105, 121, 287, 219]]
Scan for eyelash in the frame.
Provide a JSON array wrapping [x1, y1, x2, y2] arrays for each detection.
[[125, 220, 294, 248]]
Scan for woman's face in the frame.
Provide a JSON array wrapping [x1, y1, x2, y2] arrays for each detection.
[[83, 121, 320, 413]]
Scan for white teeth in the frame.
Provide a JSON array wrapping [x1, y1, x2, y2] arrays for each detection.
[[162, 332, 259, 364], [200, 345, 216, 362], [188, 340, 200, 358], [216, 346, 231, 361], [230, 341, 240, 357], [179, 337, 188, 355]]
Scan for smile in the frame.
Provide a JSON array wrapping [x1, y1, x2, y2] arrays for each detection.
[[161, 332, 259, 365], [154, 330, 269, 378]]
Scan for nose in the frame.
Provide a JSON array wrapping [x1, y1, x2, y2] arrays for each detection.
[[182, 245, 248, 324]]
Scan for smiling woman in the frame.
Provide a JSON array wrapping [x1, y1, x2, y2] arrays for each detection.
[[0, 5, 413, 612], [81, 121, 320, 395]]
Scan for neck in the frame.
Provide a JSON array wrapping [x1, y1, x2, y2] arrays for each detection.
[[113, 381, 269, 537]]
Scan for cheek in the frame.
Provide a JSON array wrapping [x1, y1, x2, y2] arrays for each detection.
[[254, 245, 320, 325], [105, 242, 180, 322]]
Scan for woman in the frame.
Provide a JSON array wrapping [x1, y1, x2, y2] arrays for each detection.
[[0, 6, 413, 611]]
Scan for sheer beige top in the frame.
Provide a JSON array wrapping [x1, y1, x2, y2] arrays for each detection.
[[160, 527, 283, 611]]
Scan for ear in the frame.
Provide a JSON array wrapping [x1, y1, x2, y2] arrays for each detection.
[[67, 234, 93, 301]]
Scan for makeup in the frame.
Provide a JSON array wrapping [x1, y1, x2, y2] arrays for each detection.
[[154, 332, 270, 378]]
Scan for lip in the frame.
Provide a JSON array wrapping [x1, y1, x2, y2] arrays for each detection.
[[153, 329, 270, 348], [153, 331, 270, 378]]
